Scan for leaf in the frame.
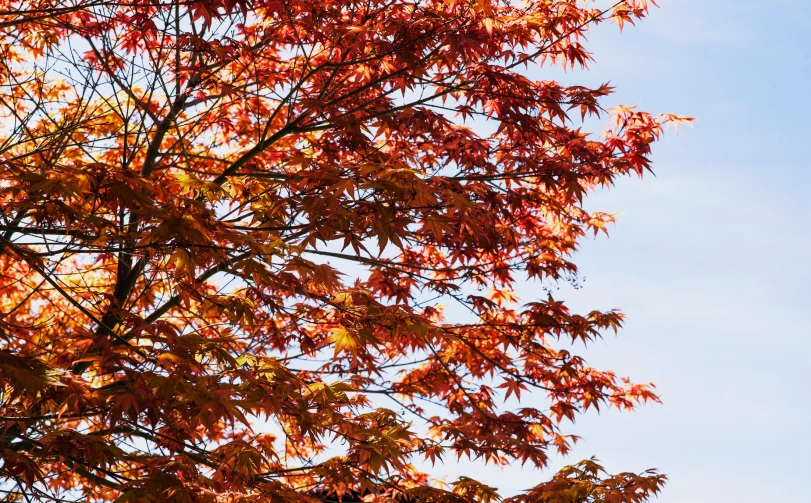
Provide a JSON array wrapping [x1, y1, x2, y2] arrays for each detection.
[[0, 0, 683, 499], [329, 326, 362, 356]]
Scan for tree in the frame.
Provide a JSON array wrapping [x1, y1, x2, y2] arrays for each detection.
[[0, 0, 690, 500]]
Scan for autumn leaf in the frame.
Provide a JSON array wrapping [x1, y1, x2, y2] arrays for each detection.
[[0, 0, 683, 500]]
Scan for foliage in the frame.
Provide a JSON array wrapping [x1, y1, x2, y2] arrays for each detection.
[[0, 0, 690, 501]]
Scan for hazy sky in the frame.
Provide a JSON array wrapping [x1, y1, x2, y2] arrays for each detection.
[[419, 1, 811, 501]]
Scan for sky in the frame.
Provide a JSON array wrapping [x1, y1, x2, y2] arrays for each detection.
[[417, 1, 811, 501]]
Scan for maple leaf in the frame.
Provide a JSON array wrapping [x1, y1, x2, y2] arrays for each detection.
[[0, 0, 688, 500]]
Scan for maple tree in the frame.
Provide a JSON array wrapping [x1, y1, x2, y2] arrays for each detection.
[[0, 0, 691, 500]]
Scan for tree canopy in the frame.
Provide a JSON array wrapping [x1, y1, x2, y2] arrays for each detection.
[[0, 0, 690, 501]]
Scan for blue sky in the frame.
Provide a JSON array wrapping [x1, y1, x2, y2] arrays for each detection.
[[418, 1, 811, 501]]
